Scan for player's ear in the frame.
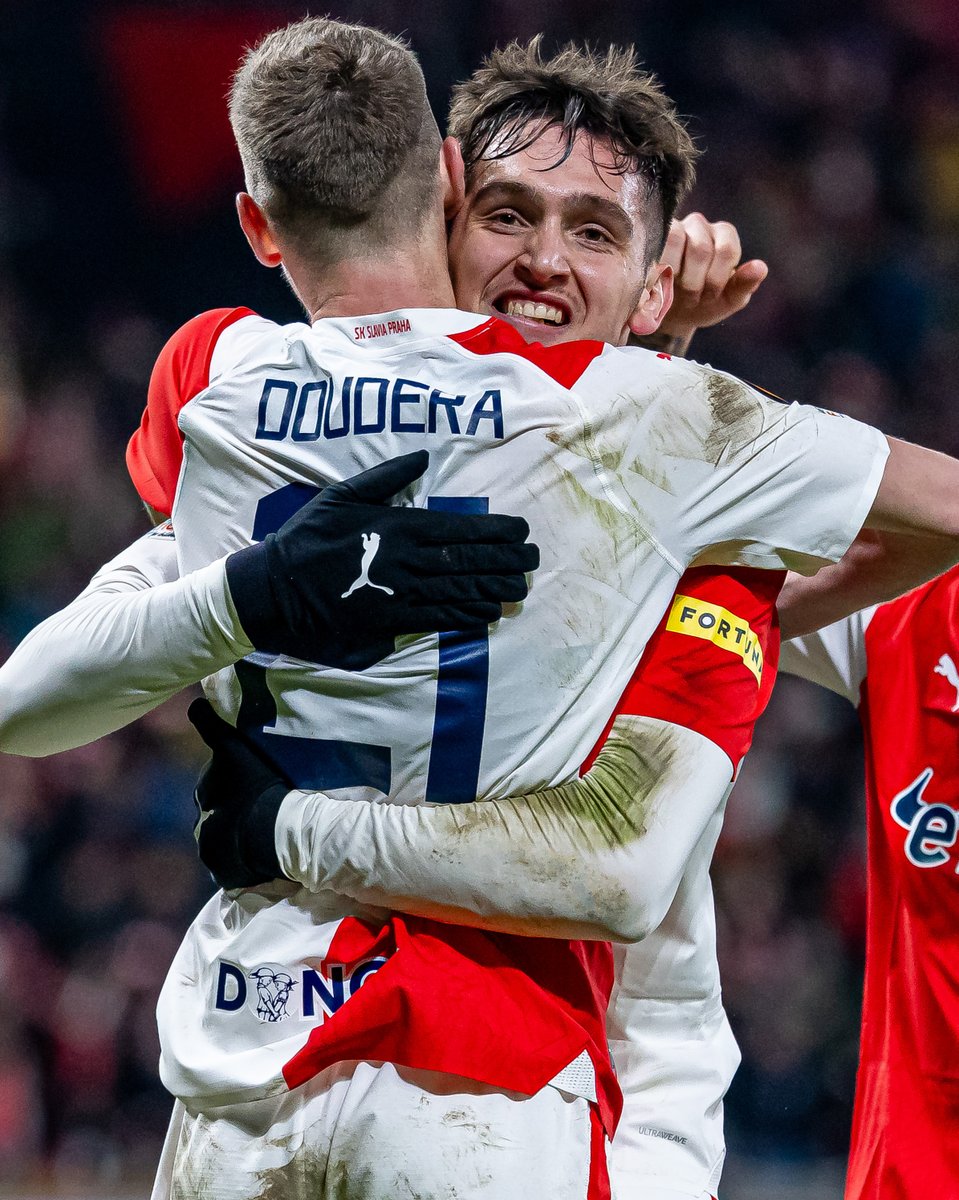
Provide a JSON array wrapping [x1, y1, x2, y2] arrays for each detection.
[[627, 262, 674, 338], [440, 136, 466, 221], [236, 193, 283, 269]]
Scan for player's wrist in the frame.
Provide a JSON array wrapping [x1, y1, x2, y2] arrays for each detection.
[[640, 326, 696, 355]]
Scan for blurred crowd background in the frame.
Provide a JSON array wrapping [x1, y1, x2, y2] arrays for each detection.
[[0, 0, 957, 1195]]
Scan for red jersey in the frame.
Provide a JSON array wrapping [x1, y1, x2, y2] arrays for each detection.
[[782, 567, 959, 1197]]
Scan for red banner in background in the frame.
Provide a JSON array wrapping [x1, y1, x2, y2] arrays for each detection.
[[99, 8, 285, 217]]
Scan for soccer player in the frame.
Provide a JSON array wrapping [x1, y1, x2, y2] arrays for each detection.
[[0, 18, 955, 1200], [129, 19, 959, 1200], [776, 564, 959, 1197]]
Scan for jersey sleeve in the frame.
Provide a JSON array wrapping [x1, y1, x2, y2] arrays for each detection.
[[586, 350, 889, 576], [582, 566, 784, 775], [126, 307, 255, 515], [0, 526, 252, 756], [680, 368, 888, 574], [274, 714, 736, 944], [779, 608, 874, 704]]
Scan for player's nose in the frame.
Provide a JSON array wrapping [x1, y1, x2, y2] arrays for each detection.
[[517, 223, 570, 285]]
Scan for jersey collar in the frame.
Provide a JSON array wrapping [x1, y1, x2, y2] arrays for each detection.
[[312, 307, 502, 351]]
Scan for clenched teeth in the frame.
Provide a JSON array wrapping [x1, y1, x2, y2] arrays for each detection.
[[505, 300, 564, 324]]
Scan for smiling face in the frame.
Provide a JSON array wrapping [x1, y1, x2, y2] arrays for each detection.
[[447, 122, 672, 347]]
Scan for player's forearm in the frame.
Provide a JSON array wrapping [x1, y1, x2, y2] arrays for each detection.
[[778, 529, 959, 640], [865, 437, 959, 539], [275, 716, 734, 943], [0, 557, 251, 756]]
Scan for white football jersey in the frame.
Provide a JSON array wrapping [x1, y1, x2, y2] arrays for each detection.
[[129, 305, 885, 1104], [608, 812, 737, 1198]]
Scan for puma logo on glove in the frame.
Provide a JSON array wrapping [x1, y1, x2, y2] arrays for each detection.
[[224, 450, 539, 671], [341, 532, 395, 598]]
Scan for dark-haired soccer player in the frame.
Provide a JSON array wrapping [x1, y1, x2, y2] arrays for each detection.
[[3, 22, 959, 1200]]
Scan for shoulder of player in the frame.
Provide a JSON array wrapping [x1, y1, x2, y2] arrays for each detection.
[[573, 345, 780, 430], [599, 568, 780, 775], [158, 307, 278, 391]]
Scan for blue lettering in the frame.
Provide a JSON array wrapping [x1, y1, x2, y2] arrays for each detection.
[[302, 966, 346, 1017], [255, 379, 297, 440], [428, 389, 464, 434], [324, 378, 352, 438], [391, 379, 427, 433], [354, 377, 388, 434], [349, 957, 388, 996], [215, 961, 247, 1011], [292, 381, 328, 442], [466, 390, 504, 438], [891, 767, 934, 828], [905, 803, 958, 868], [255, 376, 508, 443]]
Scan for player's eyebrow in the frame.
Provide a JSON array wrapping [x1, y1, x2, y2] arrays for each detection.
[[470, 180, 633, 242], [470, 180, 546, 215], [562, 193, 634, 242]]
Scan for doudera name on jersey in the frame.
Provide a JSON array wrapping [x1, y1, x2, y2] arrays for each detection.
[[255, 374, 505, 444], [666, 593, 765, 682]]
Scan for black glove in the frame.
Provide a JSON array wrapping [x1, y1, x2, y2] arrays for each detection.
[[189, 698, 291, 890], [225, 450, 539, 671]]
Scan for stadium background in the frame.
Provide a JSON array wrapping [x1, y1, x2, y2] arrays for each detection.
[[0, 0, 956, 1196]]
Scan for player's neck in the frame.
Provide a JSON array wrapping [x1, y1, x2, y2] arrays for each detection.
[[302, 244, 458, 322]]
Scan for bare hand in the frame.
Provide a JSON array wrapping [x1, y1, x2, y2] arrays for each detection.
[[658, 213, 768, 344]]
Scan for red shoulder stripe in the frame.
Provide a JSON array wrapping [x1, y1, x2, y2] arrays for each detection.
[[126, 306, 255, 515], [449, 317, 606, 389], [583, 567, 784, 773]]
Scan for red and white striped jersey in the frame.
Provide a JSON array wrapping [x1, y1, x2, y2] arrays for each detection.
[[130, 305, 884, 1117], [781, 567, 959, 1198]]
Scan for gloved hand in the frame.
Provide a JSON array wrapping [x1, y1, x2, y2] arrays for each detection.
[[225, 450, 538, 671], [189, 698, 291, 890]]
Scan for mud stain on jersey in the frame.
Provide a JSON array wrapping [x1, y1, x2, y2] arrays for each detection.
[[630, 371, 769, 493], [544, 418, 661, 587], [438, 718, 698, 936], [546, 422, 638, 542], [702, 372, 766, 465], [449, 717, 686, 851], [253, 1149, 328, 1200]]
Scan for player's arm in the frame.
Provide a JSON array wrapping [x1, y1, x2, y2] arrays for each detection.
[[628, 358, 959, 578], [777, 528, 959, 639], [632, 213, 768, 357], [865, 436, 959, 538], [190, 570, 780, 944], [0, 455, 537, 756], [0, 527, 249, 756], [192, 703, 733, 943]]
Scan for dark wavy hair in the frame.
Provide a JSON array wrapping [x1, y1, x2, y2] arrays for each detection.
[[449, 37, 698, 255]]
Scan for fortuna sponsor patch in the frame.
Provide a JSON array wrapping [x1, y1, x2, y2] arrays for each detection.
[[666, 593, 764, 682]]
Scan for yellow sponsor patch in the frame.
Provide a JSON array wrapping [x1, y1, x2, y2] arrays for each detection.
[[666, 594, 764, 683]]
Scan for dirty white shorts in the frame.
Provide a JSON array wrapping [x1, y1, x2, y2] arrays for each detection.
[[152, 1060, 608, 1200]]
